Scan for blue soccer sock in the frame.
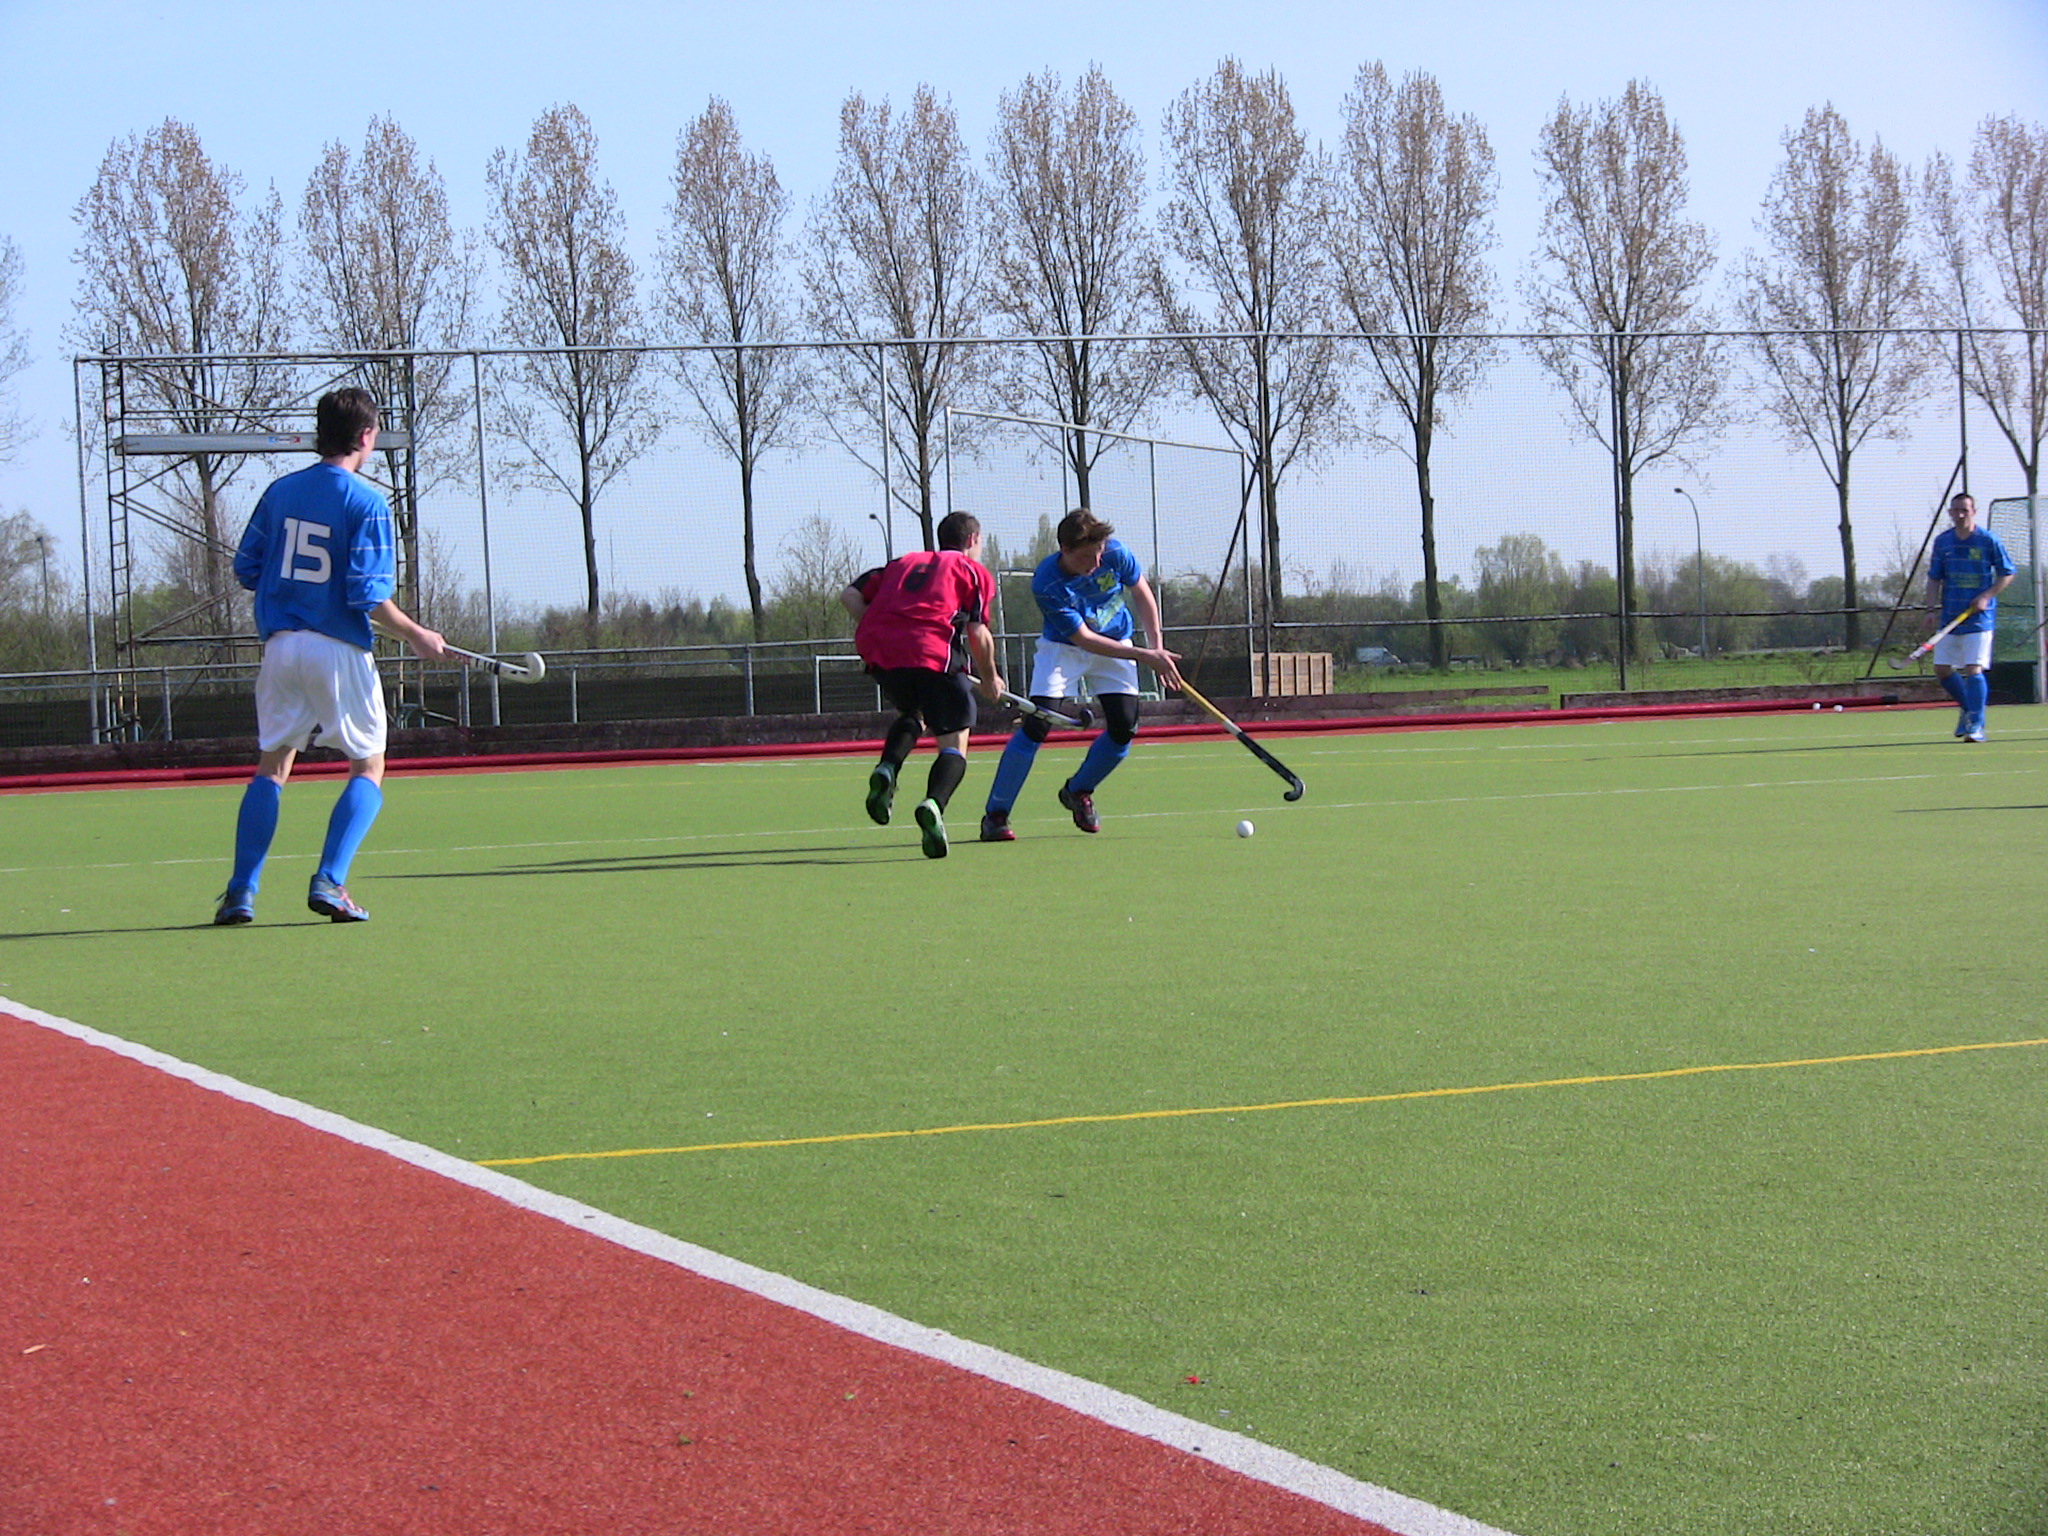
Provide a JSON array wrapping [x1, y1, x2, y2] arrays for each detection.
[[1961, 671, 1989, 722], [1939, 672, 1966, 705], [1069, 730, 1131, 795], [985, 730, 1041, 815], [317, 777, 384, 886], [229, 775, 282, 894]]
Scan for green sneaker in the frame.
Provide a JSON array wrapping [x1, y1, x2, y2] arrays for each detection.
[[914, 797, 948, 859], [866, 761, 897, 825]]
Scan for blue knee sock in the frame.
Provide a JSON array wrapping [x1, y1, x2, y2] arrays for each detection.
[[1069, 731, 1131, 794], [317, 777, 384, 885], [230, 776, 282, 894], [1939, 672, 1966, 705], [1962, 672, 1989, 720], [985, 731, 1041, 814]]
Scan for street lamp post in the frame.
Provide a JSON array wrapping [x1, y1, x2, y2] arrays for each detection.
[[1673, 488, 1706, 661], [867, 511, 892, 562]]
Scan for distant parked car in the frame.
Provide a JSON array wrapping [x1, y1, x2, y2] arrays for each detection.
[[1355, 646, 1402, 667]]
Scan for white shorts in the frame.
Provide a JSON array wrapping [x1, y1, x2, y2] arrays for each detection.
[[255, 629, 387, 760], [1029, 638, 1140, 701], [1931, 628, 1995, 671]]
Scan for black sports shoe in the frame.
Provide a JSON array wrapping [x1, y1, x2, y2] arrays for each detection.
[[1057, 779, 1099, 834], [213, 887, 255, 926], [979, 809, 1016, 843], [913, 797, 949, 859], [866, 761, 897, 825]]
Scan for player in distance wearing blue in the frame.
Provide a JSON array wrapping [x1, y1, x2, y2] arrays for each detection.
[[1925, 493, 2015, 744], [979, 509, 1183, 840], [213, 388, 444, 925]]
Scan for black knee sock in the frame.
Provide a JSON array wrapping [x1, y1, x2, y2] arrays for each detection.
[[883, 714, 921, 769], [926, 748, 967, 809]]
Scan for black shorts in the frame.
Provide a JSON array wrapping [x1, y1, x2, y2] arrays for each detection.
[[872, 667, 977, 736]]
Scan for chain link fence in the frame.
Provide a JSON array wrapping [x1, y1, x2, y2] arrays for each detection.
[[21, 328, 2041, 748]]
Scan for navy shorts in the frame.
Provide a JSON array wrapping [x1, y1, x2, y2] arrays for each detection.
[[872, 667, 977, 736]]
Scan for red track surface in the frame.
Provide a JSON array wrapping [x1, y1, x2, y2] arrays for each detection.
[[2, 1011, 1402, 1536]]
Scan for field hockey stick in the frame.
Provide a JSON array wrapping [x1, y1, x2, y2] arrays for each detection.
[[970, 678, 1093, 730], [1887, 609, 1976, 669], [372, 619, 547, 684], [1174, 679, 1306, 802]]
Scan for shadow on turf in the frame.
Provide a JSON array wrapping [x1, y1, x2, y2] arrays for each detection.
[[388, 844, 924, 879], [1, 922, 273, 940], [1893, 803, 2048, 813], [1640, 737, 1973, 762]]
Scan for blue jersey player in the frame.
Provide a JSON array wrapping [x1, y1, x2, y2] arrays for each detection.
[[1925, 493, 2015, 744], [979, 509, 1182, 840], [213, 388, 444, 926]]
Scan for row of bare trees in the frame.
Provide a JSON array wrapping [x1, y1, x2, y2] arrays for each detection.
[[52, 64, 2048, 661]]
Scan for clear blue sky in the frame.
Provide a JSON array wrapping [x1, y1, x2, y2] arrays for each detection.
[[2, 0, 2043, 596]]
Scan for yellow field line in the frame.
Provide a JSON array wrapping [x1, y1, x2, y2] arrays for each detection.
[[476, 1036, 2048, 1168]]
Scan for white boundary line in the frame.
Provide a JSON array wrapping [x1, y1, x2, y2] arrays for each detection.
[[4, 995, 1515, 1536]]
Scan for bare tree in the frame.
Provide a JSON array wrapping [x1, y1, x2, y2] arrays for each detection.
[[1524, 81, 1722, 662], [70, 119, 293, 624], [487, 103, 658, 622], [1734, 105, 1927, 653], [1327, 63, 1499, 670], [300, 114, 480, 493], [0, 238, 31, 462], [1152, 59, 1349, 621], [0, 510, 60, 611], [1924, 114, 2048, 502], [766, 512, 864, 641], [660, 97, 806, 639], [804, 85, 988, 552], [986, 66, 1165, 502]]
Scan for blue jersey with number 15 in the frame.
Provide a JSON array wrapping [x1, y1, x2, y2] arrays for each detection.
[[233, 462, 396, 649]]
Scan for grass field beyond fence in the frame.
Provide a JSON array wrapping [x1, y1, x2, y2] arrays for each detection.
[[3, 705, 2044, 1536]]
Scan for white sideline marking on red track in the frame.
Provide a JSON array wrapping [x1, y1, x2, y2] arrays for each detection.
[[5, 994, 1516, 1536]]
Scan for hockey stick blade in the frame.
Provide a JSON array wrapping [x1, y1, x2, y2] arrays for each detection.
[[1176, 680, 1305, 801], [371, 618, 545, 683], [440, 642, 544, 683]]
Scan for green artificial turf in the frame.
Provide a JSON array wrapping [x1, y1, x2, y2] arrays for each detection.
[[3, 707, 2045, 1536]]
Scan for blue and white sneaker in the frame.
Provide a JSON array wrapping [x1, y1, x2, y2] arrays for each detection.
[[1965, 718, 1987, 744], [1956, 710, 1970, 739], [213, 887, 255, 926], [308, 875, 369, 923]]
